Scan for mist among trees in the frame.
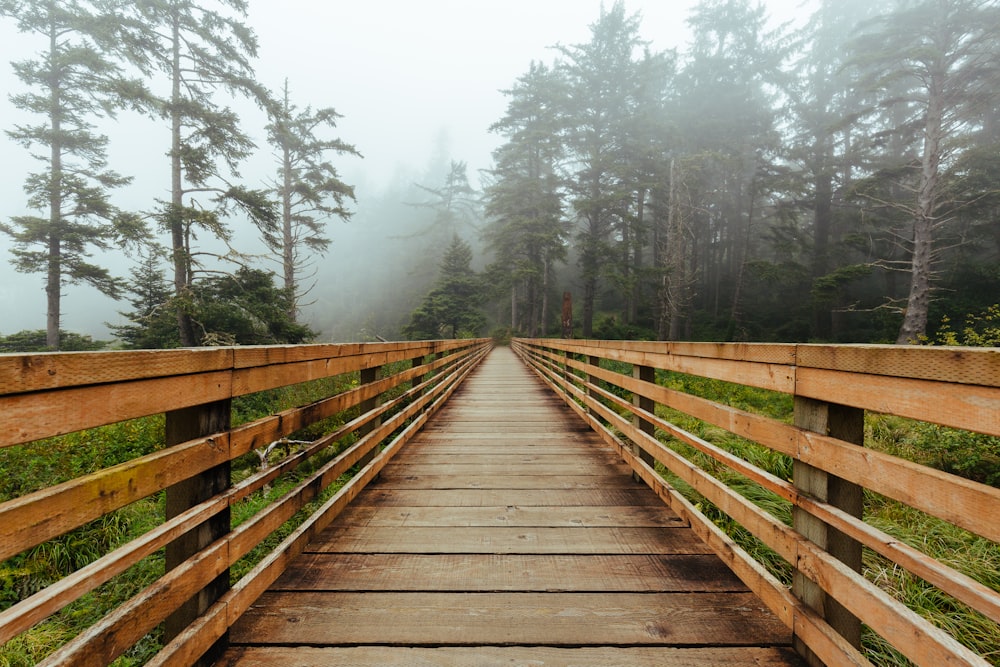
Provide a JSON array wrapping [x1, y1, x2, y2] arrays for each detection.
[[3, 0, 1000, 350]]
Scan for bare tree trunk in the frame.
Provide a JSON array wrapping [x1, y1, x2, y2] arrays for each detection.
[[46, 25, 62, 350], [897, 73, 943, 345], [540, 255, 550, 337], [170, 14, 196, 347]]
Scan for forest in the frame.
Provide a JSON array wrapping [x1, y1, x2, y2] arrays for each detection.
[[2, 0, 1000, 351]]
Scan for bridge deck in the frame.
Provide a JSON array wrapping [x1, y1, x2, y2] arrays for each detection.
[[218, 347, 802, 666]]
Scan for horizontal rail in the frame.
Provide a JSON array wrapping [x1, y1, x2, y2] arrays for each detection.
[[0, 339, 491, 665], [513, 338, 1000, 667]]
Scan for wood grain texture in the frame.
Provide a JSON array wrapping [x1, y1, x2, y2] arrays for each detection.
[[218, 646, 803, 667], [224, 347, 799, 666]]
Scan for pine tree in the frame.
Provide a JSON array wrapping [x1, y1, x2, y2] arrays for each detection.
[[404, 236, 485, 340], [265, 79, 360, 319], [0, 0, 147, 349], [847, 0, 1000, 344], [555, 1, 649, 337], [484, 61, 568, 336], [131, 0, 275, 346]]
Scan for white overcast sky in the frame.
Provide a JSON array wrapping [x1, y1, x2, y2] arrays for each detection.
[[0, 0, 810, 338]]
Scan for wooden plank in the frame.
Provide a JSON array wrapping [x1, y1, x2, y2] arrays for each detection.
[[230, 591, 790, 646], [0, 348, 233, 394], [386, 462, 633, 476], [273, 553, 745, 592], [219, 346, 797, 667], [796, 343, 1000, 387], [358, 488, 665, 506], [0, 434, 231, 561], [1, 371, 232, 447], [217, 646, 804, 667], [372, 473, 639, 490], [394, 452, 621, 464], [332, 504, 684, 527], [796, 367, 1000, 437], [305, 526, 715, 555]]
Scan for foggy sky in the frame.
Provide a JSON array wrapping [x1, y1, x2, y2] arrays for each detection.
[[0, 0, 806, 340]]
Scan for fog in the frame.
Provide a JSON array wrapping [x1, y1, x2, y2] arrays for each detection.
[[0, 0, 805, 342]]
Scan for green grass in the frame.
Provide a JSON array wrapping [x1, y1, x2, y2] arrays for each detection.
[[637, 370, 1000, 665], [0, 370, 364, 665]]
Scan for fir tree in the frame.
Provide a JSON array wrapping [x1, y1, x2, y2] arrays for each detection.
[[0, 0, 148, 349]]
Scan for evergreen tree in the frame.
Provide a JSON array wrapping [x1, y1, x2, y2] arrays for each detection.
[[404, 236, 485, 340], [108, 246, 177, 348], [484, 61, 568, 336], [409, 160, 481, 241], [673, 0, 786, 340], [847, 0, 1000, 344], [0, 0, 147, 349], [555, 0, 649, 337], [131, 0, 275, 346], [194, 268, 315, 345], [265, 79, 361, 319]]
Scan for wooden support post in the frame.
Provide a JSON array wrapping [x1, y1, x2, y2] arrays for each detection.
[[164, 399, 231, 664], [631, 365, 656, 480], [410, 354, 425, 400], [357, 365, 382, 467], [792, 396, 864, 666], [585, 355, 600, 414], [561, 292, 572, 339]]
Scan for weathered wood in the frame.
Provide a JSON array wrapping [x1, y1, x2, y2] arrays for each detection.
[[218, 646, 803, 666], [0, 371, 233, 447], [795, 343, 1000, 387], [223, 347, 797, 667], [797, 366, 1000, 437], [274, 553, 742, 591], [0, 433, 231, 562], [358, 487, 667, 506], [165, 400, 231, 660], [233, 591, 789, 646], [372, 473, 639, 490], [0, 347, 233, 395], [792, 397, 864, 666], [331, 504, 683, 527], [306, 525, 715, 554], [633, 363, 657, 476]]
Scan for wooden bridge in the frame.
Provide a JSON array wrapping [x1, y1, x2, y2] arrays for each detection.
[[2, 339, 1000, 666]]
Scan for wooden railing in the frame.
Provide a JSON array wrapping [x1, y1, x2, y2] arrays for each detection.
[[0, 339, 491, 666], [512, 338, 1000, 667]]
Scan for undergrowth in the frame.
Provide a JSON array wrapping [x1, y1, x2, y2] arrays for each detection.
[[643, 370, 1000, 665], [1, 370, 364, 665]]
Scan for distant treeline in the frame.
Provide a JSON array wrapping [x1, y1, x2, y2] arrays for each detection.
[[3, 0, 999, 349]]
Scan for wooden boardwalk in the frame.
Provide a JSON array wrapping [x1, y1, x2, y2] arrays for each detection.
[[219, 347, 802, 666]]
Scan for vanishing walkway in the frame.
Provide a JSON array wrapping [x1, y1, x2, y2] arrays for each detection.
[[217, 347, 802, 666]]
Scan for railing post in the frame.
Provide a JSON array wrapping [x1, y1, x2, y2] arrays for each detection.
[[585, 355, 600, 414], [632, 364, 656, 479], [410, 354, 426, 400], [358, 364, 383, 467], [792, 396, 864, 665], [164, 399, 231, 663]]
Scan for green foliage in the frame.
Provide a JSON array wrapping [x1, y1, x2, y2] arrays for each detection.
[[112, 264, 316, 348], [193, 268, 316, 345], [404, 235, 486, 340], [930, 304, 1000, 348], [0, 329, 109, 352], [647, 370, 1000, 664], [0, 0, 150, 348], [265, 79, 360, 318]]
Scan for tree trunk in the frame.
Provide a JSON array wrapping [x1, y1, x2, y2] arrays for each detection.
[[170, 13, 196, 347], [46, 24, 62, 350], [812, 168, 833, 340], [896, 73, 944, 345]]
